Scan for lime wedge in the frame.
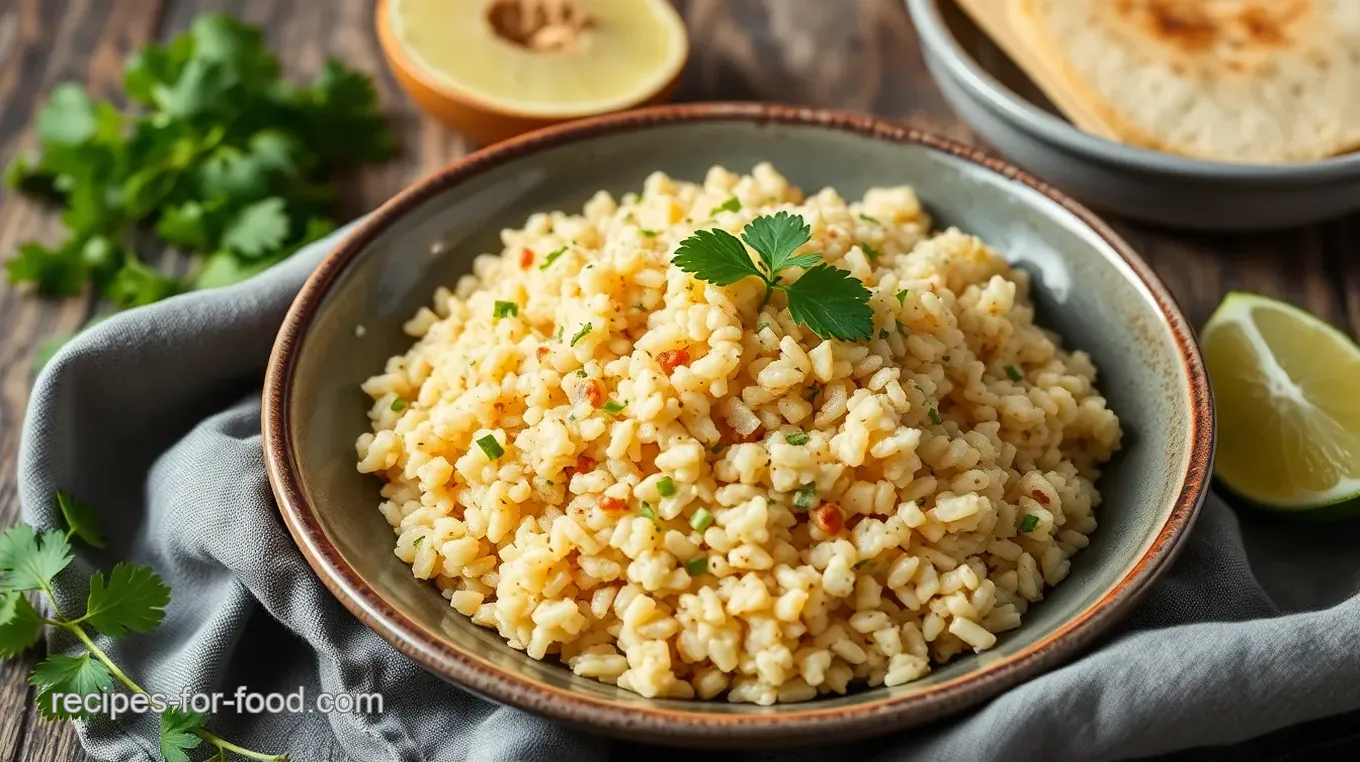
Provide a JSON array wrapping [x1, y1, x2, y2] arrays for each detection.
[[1202, 292, 1360, 519]]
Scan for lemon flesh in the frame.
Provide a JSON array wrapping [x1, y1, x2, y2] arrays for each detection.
[[1203, 292, 1360, 513], [389, 0, 687, 118]]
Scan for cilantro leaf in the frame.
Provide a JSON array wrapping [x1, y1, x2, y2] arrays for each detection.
[[0, 524, 73, 593], [84, 563, 171, 638], [221, 197, 290, 259], [105, 259, 183, 309], [56, 492, 106, 549], [0, 591, 43, 657], [159, 707, 206, 762], [31, 653, 114, 720], [35, 84, 102, 145], [672, 228, 763, 286], [784, 264, 874, 341], [711, 197, 741, 215], [192, 249, 285, 290], [740, 210, 812, 274], [156, 201, 213, 251], [5, 241, 87, 297]]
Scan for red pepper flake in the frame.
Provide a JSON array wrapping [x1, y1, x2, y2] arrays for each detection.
[[535, 345, 550, 360], [519, 248, 534, 268], [1030, 489, 1051, 505], [575, 454, 595, 474], [656, 348, 691, 374], [600, 496, 627, 512], [583, 379, 604, 408], [811, 502, 845, 535]]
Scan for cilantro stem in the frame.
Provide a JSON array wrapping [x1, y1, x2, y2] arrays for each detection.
[[41, 590, 289, 761]]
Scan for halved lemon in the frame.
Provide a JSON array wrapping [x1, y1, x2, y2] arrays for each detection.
[[1202, 292, 1360, 519], [377, 0, 689, 145]]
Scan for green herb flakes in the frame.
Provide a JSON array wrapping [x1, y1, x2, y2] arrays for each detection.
[[570, 323, 593, 346], [685, 556, 709, 576], [896, 289, 909, 305], [712, 196, 741, 215], [859, 242, 880, 260], [928, 408, 943, 425], [640, 503, 657, 521], [603, 399, 625, 415], [656, 477, 676, 498], [492, 301, 518, 319], [794, 483, 818, 510], [690, 508, 715, 532], [390, 397, 407, 412], [785, 431, 810, 446], [1004, 364, 1023, 382], [539, 246, 568, 270], [639, 229, 659, 238], [878, 329, 889, 340], [1019, 514, 1040, 533], [476, 434, 504, 460], [858, 213, 879, 224]]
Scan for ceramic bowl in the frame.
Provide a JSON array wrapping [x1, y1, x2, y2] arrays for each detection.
[[263, 103, 1213, 747], [907, 0, 1360, 231]]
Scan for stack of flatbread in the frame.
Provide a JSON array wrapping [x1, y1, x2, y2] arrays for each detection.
[[953, 0, 1360, 163]]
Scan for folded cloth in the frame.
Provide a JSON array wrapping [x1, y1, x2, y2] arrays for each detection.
[[18, 227, 1360, 762]]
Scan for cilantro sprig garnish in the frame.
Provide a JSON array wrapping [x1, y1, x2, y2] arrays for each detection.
[[0, 492, 286, 761], [672, 212, 873, 341]]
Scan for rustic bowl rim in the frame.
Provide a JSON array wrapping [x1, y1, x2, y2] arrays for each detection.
[[907, 0, 1360, 182], [262, 102, 1213, 745]]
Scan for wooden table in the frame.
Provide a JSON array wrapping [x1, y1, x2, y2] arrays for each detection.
[[1, 1, 1357, 759]]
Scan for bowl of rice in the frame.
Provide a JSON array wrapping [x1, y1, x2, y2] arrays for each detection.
[[263, 103, 1212, 746]]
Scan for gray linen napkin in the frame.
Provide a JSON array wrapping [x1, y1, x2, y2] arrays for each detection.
[[18, 228, 1360, 762]]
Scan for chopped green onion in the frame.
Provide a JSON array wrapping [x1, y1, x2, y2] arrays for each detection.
[[878, 329, 889, 340], [685, 556, 709, 576], [1019, 514, 1040, 533], [794, 483, 817, 510], [858, 213, 879, 224], [896, 319, 909, 335], [928, 408, 943, 425], [493, 301, 519, 319], [570, 323, 593, 346], [804, 384, 821, 403], [539, 246, 567, 270], [690, 508, 715, 532], [640, 503, 657, 521], [554, 325, 564, 341], [476, 434, 504, 460], [916, 497, 927, 506], [412, 536, 424, 548], [656, 477, 676, 498], [712, 196, 741, 215], [640, 229, 659, 238], [756, 322, 771, 334], [603, 399, 625, 415], [711, 442, 727, 455], [896, 289, 909, 305], [575, 369, 587, 378], [1004, 364, 1023, 382], [785, 431, 810, 446], [390, 397, 407, 412], [860, 242, 880, 260], [634, 304, 647, 311], [853, 558, 868, 570]]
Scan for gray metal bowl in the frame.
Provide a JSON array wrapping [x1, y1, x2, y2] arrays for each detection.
[[908, 0, 1360, 231]]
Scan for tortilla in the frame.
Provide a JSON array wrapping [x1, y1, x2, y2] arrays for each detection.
[[1016, 0, 1360, 163]]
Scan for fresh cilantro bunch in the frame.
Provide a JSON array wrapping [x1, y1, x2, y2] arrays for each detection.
[[0, 493, 286, 762], [672, 212, 874, 341], [5, 13, 392, 313]]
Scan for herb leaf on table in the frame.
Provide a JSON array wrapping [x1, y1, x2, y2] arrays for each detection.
[[6, 12, 394, 370], [0, 490, 287, 760]]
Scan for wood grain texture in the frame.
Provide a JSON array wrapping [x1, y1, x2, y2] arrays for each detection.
[[0, 1, 1356, 760]]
